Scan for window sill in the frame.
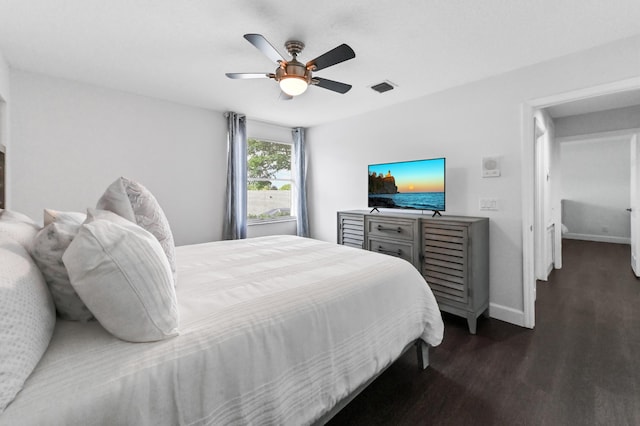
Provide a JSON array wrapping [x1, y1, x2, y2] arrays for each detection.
[[248, 217, 297, 226]]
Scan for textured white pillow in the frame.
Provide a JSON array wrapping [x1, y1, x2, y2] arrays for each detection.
[[30, 222, 94, 322], [43, 209, 86, 227], [96, 177, 177, 284], [62, 216, 179, 343], [0, 209, 41, 250], [0, 239, 56, 413]]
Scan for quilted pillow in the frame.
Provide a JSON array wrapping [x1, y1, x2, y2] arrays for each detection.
[[96, 177, 177, 283], [63, 214, 179, 343], [0, 239, 56, 413], [30, 222, 93, 322], [0, 209, 41, 250], [43, 209, 86, 227]]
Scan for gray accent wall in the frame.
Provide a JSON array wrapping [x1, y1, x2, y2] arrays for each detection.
[[560, 136, 631, 243], [555, 105, 640, 245], [555, 104, 640, 138]]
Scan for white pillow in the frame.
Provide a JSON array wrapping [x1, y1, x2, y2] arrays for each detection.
[[62, 215, 179, 343], [85, 207, 132, 226], [30, 222, 94, 322], [0, 239, 56, 414], [43, 209, 86, 226], [0, 209, 41, 250], [96, 177, 177, 283]]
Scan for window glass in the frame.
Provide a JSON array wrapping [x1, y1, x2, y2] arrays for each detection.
[[247, 138, 294, 221]]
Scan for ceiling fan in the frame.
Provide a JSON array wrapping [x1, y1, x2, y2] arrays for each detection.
[[226, 34, 356, 98]]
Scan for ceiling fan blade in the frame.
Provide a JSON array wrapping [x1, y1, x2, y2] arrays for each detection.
[[244, 33, 286, 64], [307, 44, 355, 71], [225, 73, 270, 79], [313, 77, 352, 94]]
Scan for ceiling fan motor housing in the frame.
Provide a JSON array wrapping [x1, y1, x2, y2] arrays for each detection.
[[275, 59, 311, 84]]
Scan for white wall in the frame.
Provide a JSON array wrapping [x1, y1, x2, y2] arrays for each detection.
[[0, 51, 9, 98], [10, 70, 227, 245], [307, 35, 640, 325], [560, 136, 631, 243]]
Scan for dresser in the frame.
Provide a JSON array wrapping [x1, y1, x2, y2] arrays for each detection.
[[337, 210, 489, 334]]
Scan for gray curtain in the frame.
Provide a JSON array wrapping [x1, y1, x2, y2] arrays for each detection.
[[292, 127, 310, 237], [223, 112, 247, 240]]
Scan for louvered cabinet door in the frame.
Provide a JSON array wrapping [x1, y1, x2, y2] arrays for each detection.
[[421, 217, 489, 334], [337, 212, 365, 249], [422, 224, 468, 304]]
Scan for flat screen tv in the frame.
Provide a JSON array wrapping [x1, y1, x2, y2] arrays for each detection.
[[368, 157, 445, 214]]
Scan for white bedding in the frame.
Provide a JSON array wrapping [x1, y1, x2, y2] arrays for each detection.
[[1, 235, 443, 426]]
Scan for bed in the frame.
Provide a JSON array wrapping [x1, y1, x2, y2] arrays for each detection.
[[1, 234, 443, 425], [1, 176, 443, 425]]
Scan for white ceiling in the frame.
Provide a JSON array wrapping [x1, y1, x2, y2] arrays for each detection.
[[1, 0, 639, 127]]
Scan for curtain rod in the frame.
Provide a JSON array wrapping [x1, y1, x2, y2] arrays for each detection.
[[248, 118, 303, 130], [223, 112, 305, 130]]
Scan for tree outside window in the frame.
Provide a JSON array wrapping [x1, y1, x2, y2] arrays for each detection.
[[247, 138, 294, 221]]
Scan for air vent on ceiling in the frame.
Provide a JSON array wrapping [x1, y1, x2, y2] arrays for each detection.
[[370, 81, 396, 93]]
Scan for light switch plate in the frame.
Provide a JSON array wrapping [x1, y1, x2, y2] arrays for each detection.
[[479, 198, 498, 211]]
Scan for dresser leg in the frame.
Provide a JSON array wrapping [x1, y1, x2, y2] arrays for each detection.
[[467, 314, 477, 334]]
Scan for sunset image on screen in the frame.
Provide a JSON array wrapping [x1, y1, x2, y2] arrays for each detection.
[[368, 158, 445, 211], [368, 159, 444, 192]]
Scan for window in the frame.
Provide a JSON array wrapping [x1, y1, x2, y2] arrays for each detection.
[[247, 138, 295, 222]]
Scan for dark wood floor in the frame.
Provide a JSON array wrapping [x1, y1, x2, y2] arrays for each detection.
[[328, 239, 640, 425]]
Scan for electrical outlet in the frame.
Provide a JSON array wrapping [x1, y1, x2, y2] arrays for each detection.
[[480, 198, 498, 211]]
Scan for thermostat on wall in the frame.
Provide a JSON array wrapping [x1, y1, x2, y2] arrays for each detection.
[[482, 156, 501, 178]]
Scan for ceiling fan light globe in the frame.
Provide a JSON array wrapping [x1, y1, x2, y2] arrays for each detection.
[[280, 76, 308, 96]]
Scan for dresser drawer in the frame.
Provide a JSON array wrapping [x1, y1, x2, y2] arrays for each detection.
[[367, 237, 416, 264], [366, 217, 416, 242]]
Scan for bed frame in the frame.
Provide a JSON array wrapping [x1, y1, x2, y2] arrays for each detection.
[[314, 339, 430, 425]]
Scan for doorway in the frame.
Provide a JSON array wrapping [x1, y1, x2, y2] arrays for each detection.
[[557, 132, 634, 245], [521, 77, 640, 329]]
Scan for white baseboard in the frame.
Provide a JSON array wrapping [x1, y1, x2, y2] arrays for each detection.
[[489, 303, 526, 328], [563, 233, 630, 245]]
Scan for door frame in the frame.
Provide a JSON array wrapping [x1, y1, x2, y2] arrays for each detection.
[[520, 76, 640, 329], [631, 133, 639, 277]]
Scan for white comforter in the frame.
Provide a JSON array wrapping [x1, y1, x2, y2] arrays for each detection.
[[1, 236, 443, 426]]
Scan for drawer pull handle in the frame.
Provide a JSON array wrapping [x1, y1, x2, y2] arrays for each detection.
[[377, 246, 402, 256], [377, 225, 402, 233]]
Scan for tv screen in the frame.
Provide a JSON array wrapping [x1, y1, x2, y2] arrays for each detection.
[[368, 158, 446, 212]]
